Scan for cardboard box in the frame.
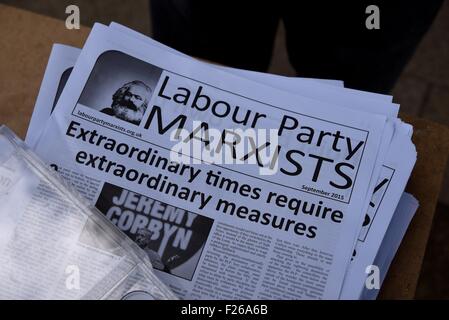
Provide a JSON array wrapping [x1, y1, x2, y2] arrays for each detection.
[[1, 4, 448, 299]]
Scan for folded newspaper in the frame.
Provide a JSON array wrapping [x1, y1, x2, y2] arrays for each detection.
[[2, 22, 419, 300]]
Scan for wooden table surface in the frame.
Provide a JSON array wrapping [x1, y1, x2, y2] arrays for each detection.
[[1, 4, 449, 299]]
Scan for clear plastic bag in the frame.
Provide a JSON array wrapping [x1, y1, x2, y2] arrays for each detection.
[[0, 125, 176, 300]]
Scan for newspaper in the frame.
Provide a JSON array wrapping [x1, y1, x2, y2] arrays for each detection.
[[27, 38, 417, 298], [0, 126, 176, 300], [340, 120, 416, 299], [26, 44, 79, 149], [109, 24, 405, 254], [29, 23, 395, 300], [25, 23, 418, 300], [360, 192, 419, 300]]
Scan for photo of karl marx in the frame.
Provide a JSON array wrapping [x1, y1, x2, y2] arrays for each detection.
[[101, 80, 152, 125]]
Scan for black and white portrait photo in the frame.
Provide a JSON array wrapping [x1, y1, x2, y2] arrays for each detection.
[[78, 50, 163, 125], [100, 80, 152, 125], [95, 183, 214, 281]]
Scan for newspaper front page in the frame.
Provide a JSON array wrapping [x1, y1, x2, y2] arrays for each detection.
[[27, 41, 416, 300], [33, 24, 388, 299]]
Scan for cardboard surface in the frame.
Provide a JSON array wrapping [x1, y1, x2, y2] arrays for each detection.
[[1, 4, 449, 299], [0, 4, 89, 139]]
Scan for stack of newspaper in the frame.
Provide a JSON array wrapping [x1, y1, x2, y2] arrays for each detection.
[[18, 22, 419, 299]]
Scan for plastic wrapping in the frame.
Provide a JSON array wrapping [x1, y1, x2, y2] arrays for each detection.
[[0, 125, 176, 300]]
